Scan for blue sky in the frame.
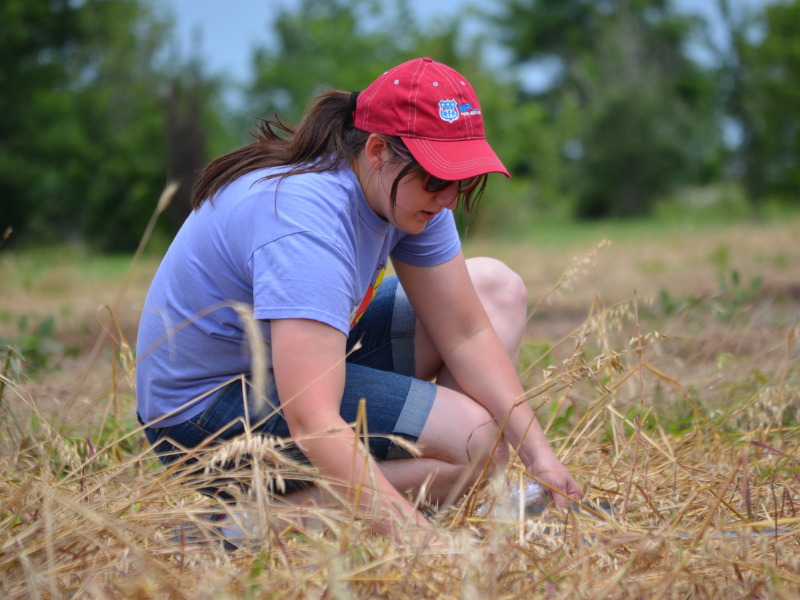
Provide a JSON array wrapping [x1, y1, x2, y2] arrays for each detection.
[[157, 0, 770, 102], [157, 0, 483, 84]]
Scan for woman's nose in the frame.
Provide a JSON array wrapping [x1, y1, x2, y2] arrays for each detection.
[[434, 187, 458, 210]]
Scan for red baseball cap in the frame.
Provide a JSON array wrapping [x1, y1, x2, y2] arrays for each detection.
[[354, 57, 510, 181]]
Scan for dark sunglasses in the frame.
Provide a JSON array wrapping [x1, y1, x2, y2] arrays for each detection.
[[386, 140, 484, 195], [422, 172, 483, 195]]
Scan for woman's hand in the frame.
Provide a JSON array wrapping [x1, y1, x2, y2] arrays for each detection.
[[393, 253, 584, 509], [524, 445, 583, 508]]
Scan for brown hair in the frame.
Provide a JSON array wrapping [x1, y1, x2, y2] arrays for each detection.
[[191, 90, 486, 218]]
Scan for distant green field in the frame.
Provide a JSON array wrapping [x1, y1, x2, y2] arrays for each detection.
[[470, 182, 800, 246], [2, 193, 798, 340]]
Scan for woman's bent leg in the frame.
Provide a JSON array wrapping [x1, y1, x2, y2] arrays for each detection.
[[414, 256, 528, 388], [378, 384, 510, 504], [278, 383, 509, 508]]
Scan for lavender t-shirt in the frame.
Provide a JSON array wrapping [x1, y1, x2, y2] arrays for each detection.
[[135, 166, 461, 427]]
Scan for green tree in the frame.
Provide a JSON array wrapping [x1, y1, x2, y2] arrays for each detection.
[[163, 63, 234, 231], [712, 0, 768, 210], [718, 0, 800, 208], [0, 0, 230, 250], [756, 0, 800, 203], [249, 0, 417, 123], [0, 0, 83, 241], [67, 0, 173, 250], [495, 0, 718, 218]]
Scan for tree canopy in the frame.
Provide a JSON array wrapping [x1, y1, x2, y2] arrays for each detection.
[[2, 0, 799, 249], [0, 0, 226, 250], [495, 0, 718, 217]]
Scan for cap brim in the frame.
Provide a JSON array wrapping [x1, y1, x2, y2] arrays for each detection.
[[401, 137, 510, 180]]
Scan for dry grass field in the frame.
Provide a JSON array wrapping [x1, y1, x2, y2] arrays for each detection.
[[1, 213, 799, 599]]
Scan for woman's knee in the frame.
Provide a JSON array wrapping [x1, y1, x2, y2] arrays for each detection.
[[466, 257, 527, 321], [419, 387, 508, 473], [464, 415, 509, 479]]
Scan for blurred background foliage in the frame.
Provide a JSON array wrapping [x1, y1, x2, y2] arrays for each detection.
[[1, 0, 799, 250]]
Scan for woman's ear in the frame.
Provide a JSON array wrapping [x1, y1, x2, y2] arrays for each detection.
[[363, 134, 391, 171]]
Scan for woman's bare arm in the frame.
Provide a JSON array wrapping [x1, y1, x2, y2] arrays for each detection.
[[270, 318, 429, 536], [393, 251, 582, 505]]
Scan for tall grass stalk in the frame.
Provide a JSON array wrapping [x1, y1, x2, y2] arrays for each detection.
[[2, 204, 800, 598]]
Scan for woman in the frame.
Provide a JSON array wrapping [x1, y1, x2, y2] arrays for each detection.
[[136, 58, 582, 539]]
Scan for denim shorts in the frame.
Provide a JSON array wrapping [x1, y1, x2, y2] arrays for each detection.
[[142, 276, 437, 495]]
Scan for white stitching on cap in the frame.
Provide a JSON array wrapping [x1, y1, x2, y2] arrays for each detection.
[[408, 61, 425, 135], [408, 62, 418, 133], [415, 62, 427, 134], [361, 71, 381, 127], [363, 62, 403, 129], [412, 139, 498, 168], [410, 139, 501, 173], [404, 134, 484, 141], [361, 73, 382, 128], [369, 64, 402, 127], [362, 80, 379, 128]]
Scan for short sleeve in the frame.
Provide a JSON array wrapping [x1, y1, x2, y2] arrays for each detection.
[[390, 210, 461, 267], [250, 232, 356, 335]]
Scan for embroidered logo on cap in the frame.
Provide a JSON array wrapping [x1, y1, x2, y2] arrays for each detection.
[[438, 99, 459, 123]]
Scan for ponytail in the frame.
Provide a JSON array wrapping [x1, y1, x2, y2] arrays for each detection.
[[191, 90, 371, 209]]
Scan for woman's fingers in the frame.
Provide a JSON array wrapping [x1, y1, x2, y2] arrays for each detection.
[[527, 451, 583, 508], [569, 478, 585, 501], [541, 471, 583, 508]]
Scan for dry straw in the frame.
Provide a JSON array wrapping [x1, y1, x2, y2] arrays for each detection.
[[1, 187, 799, 598]]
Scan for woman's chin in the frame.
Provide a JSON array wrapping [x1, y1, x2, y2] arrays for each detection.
[[400, 221, 428, 235]]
